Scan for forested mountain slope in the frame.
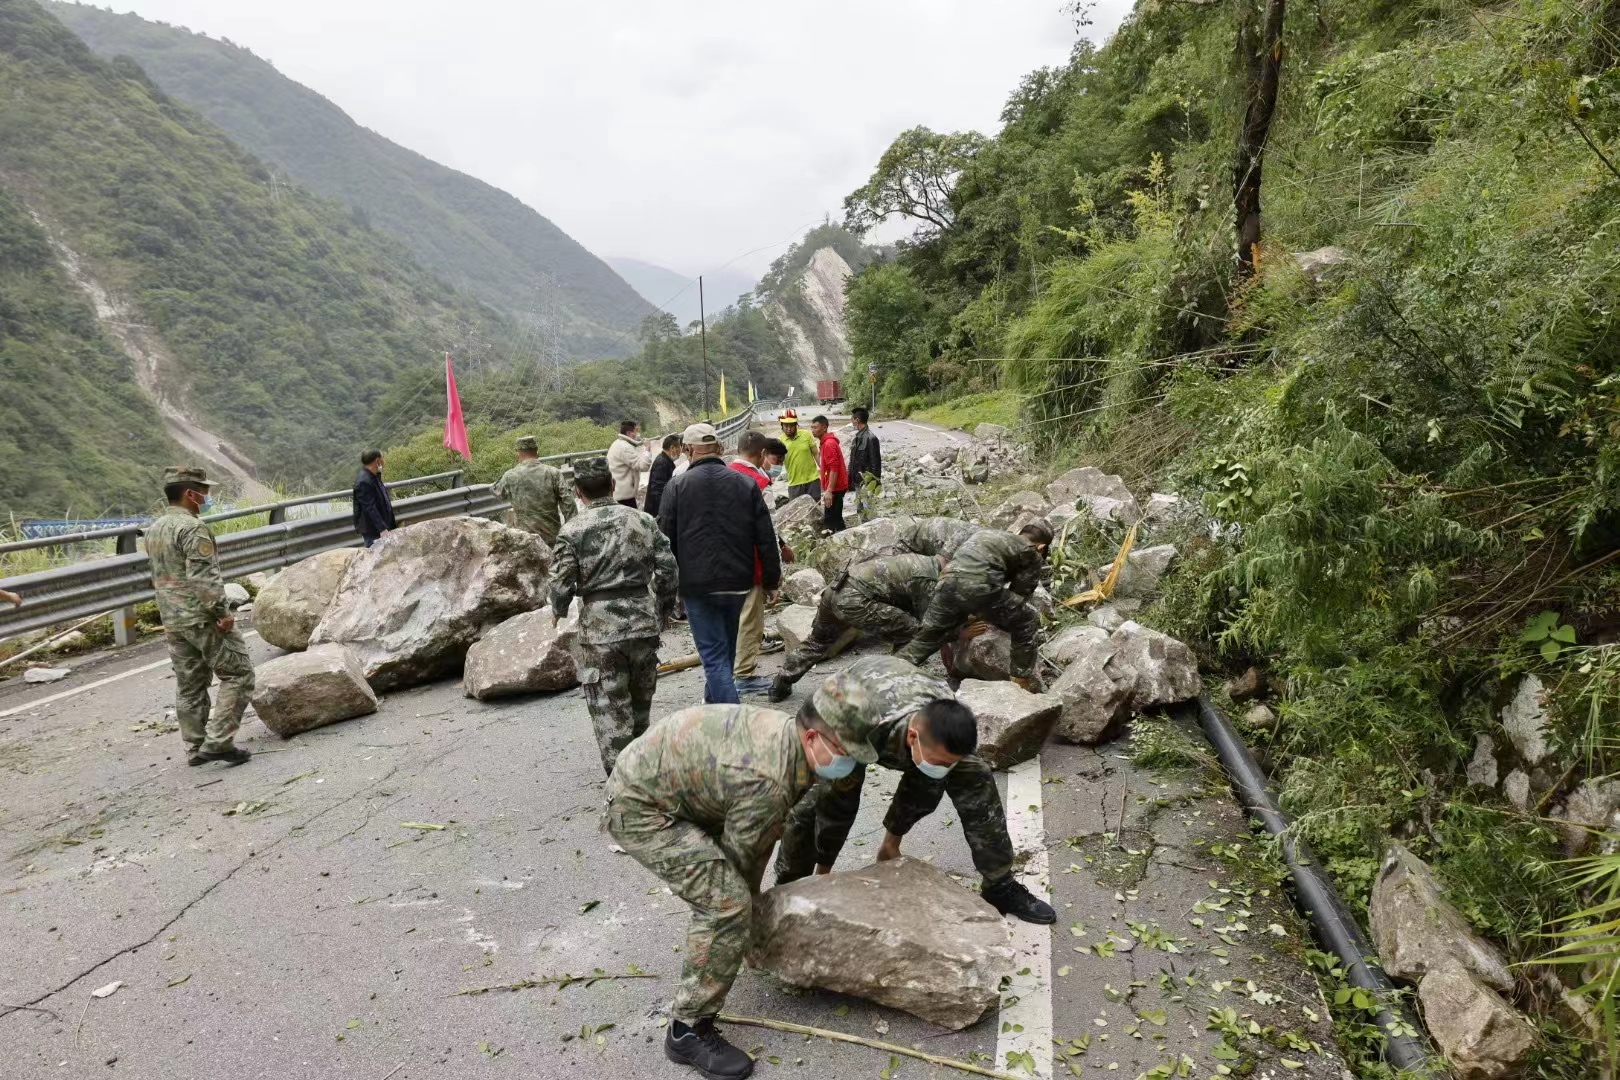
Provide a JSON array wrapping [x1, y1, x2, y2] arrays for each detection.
[[842, 0, 1620, 1070], [0, 0, 520, 505], [48, 1, 652, 358]]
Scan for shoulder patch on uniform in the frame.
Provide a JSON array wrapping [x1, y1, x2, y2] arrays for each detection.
[[196, 538, 215, 558]]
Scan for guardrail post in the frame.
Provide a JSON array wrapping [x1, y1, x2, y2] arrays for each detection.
[[450, 470, 464, 488], [268, 506, 287, 526], [112, 532, 139, 647]]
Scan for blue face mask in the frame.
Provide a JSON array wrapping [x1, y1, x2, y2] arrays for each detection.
[[199, 497, 215, 514], [911, 728, 954, 779], [767, 464, 785, 481], [809, 734, 857, 780]]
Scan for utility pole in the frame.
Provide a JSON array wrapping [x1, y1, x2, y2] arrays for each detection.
[[699, 275, 709, 417]]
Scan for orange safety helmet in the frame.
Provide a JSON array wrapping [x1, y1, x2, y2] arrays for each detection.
[[779, 409, 798, 424]]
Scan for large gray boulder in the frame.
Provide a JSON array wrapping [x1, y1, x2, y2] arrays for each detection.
[[1500, 676, 1549, 766], [989, 491, 1049, 529], [954, 627, 1011, 681], [1111, 544, 1178, 600], [1369, 844, 1514, 992], [254, 547, 360, 651], [749, 857, 1014, 1030], [1108, 621, 1202, 708], [816, 517, 906, 574], [1045, 467, 1140, 525], [1418, 960, 1534, 1080], [250, 644, 378, 737], [783, 568, 827, 606], [776, 604, 820, 655], [309, 518, 549, 691], [1293, 245, 1353, 285], [955, 679, 1061, 769], [463, 606, 579, 699], [773, 494, 820, 533], [1552, 779, 1620, 857], [1043, 625, 1102, 667], [1049, 627, 1130, 744]]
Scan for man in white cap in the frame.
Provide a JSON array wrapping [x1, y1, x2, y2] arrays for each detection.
[[657, 422, 782, 705]]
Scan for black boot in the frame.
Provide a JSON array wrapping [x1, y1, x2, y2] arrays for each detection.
[[982, 877, 1056, 924], [767, 674, 793, 703], [195, 746, 252, 767], [665, 1018, 755, 1079]]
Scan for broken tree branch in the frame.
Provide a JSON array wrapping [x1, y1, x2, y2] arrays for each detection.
[[454, 971, 659, 996], [717, 1014, 1023, 1080]]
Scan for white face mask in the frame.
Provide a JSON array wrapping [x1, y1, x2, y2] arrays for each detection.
[[910, 725, 954, 780]]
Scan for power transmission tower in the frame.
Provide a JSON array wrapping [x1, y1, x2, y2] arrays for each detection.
[[536, 272, 565, 389]]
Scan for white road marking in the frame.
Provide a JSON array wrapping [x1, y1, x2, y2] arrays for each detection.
[[0, 631, 260, 719], [996, 756, 1054, 1079]]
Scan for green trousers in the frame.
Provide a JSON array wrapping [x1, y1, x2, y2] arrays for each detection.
[[165, 624, 254, 753]]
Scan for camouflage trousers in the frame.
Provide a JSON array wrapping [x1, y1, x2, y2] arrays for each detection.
[[165, 624, 255, 753], [779, 586, 916, 684], [897, 578, 1040, 676], [605, 797, 752, 1021], [574, 637, 659, 775], [773, 752, 1014, 887]]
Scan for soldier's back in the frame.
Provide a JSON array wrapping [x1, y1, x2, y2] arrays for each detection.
[[144, 507, 218, 628], [900, 517, 982, 559], [608, 704, 800, 823]]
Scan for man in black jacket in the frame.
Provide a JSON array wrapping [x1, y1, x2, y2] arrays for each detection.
[[352, 449, 397, 547], [848, 407, 882, 523], [658, 422, 782, 705], [643, 433, 682, 519]]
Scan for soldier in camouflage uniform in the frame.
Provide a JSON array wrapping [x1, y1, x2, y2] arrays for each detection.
[[773, 655, 1056, 924], [897, 515, 982, 560], [605, 674, 881, 1080], [768, 552, 943, 701], [492, 435, 575, 546], [550, 457, 677, 775], [898, 521, 1052, 685], [145, 466, 253, 767]]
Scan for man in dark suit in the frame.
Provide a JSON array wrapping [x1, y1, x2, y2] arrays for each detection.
[[352, 449, 397, 547]]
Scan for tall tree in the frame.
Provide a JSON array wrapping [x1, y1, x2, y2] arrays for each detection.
[[1233, 0, 1287, 273], [843, 127, 987, 236]]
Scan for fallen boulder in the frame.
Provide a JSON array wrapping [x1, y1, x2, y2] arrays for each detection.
[[954, 627, 1011, 681], [250, 644, 377, 737], [1225, 667, 1265, 704], [254, 548, 360, 652], [1141, 492, 1185, 525], [776, 604, 820, 654], [1552, 779, 1620, 857], [1369, 844, 1514, 992], [1045, 467, 1140, 525], [955, 679, 1062, 768], [309, 518, 549, 691], [1049, 627, 1130, 744], [1086, 604, 1127, 632], [773, 495, 820, 533], [1043, 625, 1101, 667], [463, 606, 579, 699], [1111, 544, 1178, 600], [749, 857, 1014, 1030], [224, 582, 251, 608], [989, 491, 1050, 529], [1108, 621, 1201, 708], [23, 666, 70, 684], [816, 517, 906, 574], [783, 568, 827, 606], [1418, 960, 1534, 1080]]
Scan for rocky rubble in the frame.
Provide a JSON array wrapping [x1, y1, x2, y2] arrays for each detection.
[[1370, 844, 1532, 1079], [463, 606, 579, 699], [783, 568, 826, 605], [957, 423, 1028, 485], [254, 547, 360, 651], [748, 857, 1014, 1029], [310, 518, 549, 691], [1045, 621, 1202, 744], [250, 644, 378, 737], [1046, 466, 1140, 525]]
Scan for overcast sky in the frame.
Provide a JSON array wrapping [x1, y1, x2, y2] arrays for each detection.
[[96, 0, 1134, 278]]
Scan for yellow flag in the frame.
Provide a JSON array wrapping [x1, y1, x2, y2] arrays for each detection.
[[719, 372, 728, 415], [748, 381, 756, 404]]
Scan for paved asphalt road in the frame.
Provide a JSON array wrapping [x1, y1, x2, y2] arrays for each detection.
[[0, 419, 1345, 1080]]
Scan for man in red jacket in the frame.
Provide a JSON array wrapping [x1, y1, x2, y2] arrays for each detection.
[[811, 415, 847, 535]]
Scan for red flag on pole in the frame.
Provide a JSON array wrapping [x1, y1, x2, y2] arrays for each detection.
[[443, 352, 470, 460]]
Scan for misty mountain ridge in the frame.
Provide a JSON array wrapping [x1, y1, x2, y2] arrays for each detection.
[[606, 257, 757, 329]]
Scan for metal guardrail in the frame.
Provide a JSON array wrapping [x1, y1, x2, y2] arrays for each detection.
[[0, 402, 781, 648]]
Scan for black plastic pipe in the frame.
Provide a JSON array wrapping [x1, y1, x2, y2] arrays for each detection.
[[1181, 695, 1436, 1073]]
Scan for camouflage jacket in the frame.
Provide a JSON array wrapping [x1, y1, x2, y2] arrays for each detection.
[[549, 496, 677, 645], [843, 553, 940, 616], [608, 704, 815, 885], [493, 460, 575, 538], [823, 655, 955, 788], [946, 528, 1042, 597], [144, 505, 227, 629], [899, 517, 982, 560]]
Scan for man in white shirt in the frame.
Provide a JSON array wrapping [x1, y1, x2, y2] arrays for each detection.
[[606, 419, 646, 508]]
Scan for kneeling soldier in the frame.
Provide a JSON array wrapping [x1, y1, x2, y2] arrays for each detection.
[[146, 466, 254, 766], [769, 552, 942, 702], [605, 676, 879, 1080], [774, 655, 1056, 924], [550, 457, 678, 775]]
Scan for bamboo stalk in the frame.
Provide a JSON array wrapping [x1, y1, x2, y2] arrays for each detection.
[[454, 971, 659, 996], [717, 1013, 1024, 1080], [658, 654, 702, 675], [0, 611, 106, 669]]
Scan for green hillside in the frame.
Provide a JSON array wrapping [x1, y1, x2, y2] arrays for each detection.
[[0, 0, 524, 501], [47, 1, 652, 358], [845, 0, 1620, 1069], [0, 186, 177, 516]]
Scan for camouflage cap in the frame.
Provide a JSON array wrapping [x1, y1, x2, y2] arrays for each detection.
[[572, 456, 612, 484], [515, 435, 539, 453], [810, 672, 881, 764], [162, 465, 213, 489]]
